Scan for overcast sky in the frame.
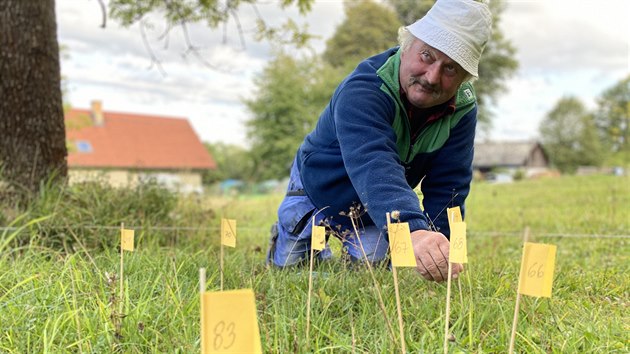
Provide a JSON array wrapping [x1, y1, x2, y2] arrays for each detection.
[[56, 0, 630, 147]]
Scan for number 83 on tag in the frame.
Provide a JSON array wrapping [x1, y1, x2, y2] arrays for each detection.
[[202, 289, 262, 353]]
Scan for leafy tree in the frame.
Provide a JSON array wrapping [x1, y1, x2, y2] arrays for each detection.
[[244, 53, 338, 180], [203, 142, 254, 183], [594, 75, 630, 161], [322, 1, 402, 69], [539, 97, 604, 173], [386, 0, 434, 27], [0, 0, 67, 199], [387, 0, 518, 133], [242, 0, 404, 180]]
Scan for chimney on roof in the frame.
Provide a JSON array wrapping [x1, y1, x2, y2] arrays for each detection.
[[91, 100, 104, 126]]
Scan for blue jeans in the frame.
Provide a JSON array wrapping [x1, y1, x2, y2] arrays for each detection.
[[267, 161, 390, 267]]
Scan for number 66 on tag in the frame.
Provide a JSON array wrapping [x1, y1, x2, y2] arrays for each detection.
[[518, 242, 557, 298], [448, 222, 467, 264]]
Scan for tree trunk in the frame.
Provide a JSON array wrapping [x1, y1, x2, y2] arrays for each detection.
[[0, 0, 67, 198]]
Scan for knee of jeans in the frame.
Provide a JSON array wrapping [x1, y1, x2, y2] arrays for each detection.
[[270, 225, 310, 267]]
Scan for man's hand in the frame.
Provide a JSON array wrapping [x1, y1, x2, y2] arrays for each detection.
[[410, 229, 464, 282]]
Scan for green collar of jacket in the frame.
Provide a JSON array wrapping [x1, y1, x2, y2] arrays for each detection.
[[376, 49, 477, 163]]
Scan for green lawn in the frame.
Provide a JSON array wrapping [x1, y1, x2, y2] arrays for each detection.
[[1, 175, 628, 353]]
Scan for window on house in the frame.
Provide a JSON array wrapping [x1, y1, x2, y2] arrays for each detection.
[[76, 140, 93, 153]]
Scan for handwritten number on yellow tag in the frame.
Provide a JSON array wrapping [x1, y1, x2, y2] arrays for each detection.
[[394, 239, 408, 254], [202, 289, 262, 353], [527, 262, 544, 278], [213, 321, 236, 350], [221, 219, 236, 248], [388, 222, 416, 267], [448, 222, 467, 264], [311, 225, 326, 251], [452, 237, 464, 250], [121, 229, 134, 252], [518, 242, 557, 298]]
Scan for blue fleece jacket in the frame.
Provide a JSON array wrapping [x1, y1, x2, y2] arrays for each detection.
[[295, 47, 477, 237]]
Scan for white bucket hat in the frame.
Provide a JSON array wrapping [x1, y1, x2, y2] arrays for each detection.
[[406, 0, 492, 77]]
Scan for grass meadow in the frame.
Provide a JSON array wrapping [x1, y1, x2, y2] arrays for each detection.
[[1, 175, 628, 353]]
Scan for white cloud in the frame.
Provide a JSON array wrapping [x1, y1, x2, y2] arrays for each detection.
[[503, 0, 628, 72], [488, 0, 630, 142]]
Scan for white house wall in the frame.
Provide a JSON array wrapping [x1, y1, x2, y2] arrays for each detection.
[[68, 169, 203, 194]]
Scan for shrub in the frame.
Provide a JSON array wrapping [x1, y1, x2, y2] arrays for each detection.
[[1, 179, 213, 251]]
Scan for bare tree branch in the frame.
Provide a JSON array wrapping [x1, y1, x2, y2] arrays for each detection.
[[105, 0, 313, 72], [222, 14, 228, 45], [178, 20, 223, 71], [140, 20, 167, 76], [228, 8, 247, 50], [96, 0, 107, 28], [156, 22, 172, 51]]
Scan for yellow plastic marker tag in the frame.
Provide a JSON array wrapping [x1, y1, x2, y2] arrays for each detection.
[[221, 219, 236, 248], [202, 289, 262, 354], [388, 222, 416, 267], [518, 242, 557, 298], [121, 229, 134, 252], [447, 206, 463, 226], [449, 222, 467, 264], [311, 225, 326, 251]]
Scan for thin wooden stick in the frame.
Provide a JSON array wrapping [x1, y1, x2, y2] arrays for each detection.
[[304, 207, 330, 345], [200, 268, 206, 354], [392, 256, 406, 353], [509, 227, 530, 354], [119, 222, 124, 317], [200, 268, 206, 293], [350, 309, 357, 354], [350, 216, 396, 343], [220, 242, 224, 291], [387, 213, 407, 354], [444, 207, 454, 354], [508, 293, 522, 354], [444, 262, 453, 354], [306, 217, 316, 344], [466, 266, 474, 352], [448, 209, 465, 305]]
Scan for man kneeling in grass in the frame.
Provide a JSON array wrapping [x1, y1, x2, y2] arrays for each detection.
[[267, 0, 492, 282]]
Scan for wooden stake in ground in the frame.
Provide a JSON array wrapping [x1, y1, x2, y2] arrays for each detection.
[[220, 218, 236, 291], [349, 214, 397, 344], [199, 268, 207, 353], [386, 212, 416, 354], [444, 216, 467, 354], [509, 227, 557, 353], [306, 216, 326, 343], [119, 223, 134, 317], [508, 227, 529, 354], [443, 262, 453, 354], [447, 207, 466, 306], [120, 222, 124, 316]]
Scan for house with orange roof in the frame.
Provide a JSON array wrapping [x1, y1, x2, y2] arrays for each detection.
[[65, 101, 216, 193]]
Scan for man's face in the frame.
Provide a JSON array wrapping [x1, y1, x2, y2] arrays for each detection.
[[399, 38, 468, 109]]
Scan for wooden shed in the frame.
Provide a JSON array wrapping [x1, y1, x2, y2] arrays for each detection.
[[473, 141, 549, 177]]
